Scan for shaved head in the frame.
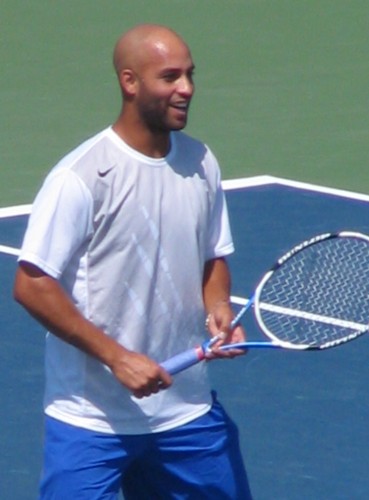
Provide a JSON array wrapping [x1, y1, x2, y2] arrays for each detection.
[[112, 24, 195, 156], [113, 24, 191, 77]]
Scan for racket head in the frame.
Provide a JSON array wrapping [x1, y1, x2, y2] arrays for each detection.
[[253, 231, 369, 350]]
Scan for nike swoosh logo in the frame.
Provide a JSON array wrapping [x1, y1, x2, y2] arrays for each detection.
[[98, 164, 116, 177]]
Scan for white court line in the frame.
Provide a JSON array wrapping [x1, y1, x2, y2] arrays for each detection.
[[0, 204, 32, 218], [1, 175, 368, 219], [231, 296, 368, 334], [231, 295, 248, 306], [0, 205, 30, 256], [0, 245, 20, 256], [1, 175, 369, 256], [259, 302, 368, 332], [222, 175, 369, 203], [1, 175, 369, 220]]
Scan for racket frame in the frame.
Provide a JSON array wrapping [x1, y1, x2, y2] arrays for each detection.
[[252, 231, 369, 350], [161, 231, 369, 375]]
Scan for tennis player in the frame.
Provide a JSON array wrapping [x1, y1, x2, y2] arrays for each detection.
[[14, 24, 253, 499]]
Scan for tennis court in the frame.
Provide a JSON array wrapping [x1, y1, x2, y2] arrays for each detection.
[[2, 1, 369, 499]]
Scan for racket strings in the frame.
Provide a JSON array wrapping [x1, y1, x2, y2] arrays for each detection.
[[257, 237, 369, 348]]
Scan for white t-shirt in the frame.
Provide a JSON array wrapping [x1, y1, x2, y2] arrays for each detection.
[[19, 127, 234, 434]]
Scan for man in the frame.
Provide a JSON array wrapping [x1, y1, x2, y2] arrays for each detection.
[[14, 24, 253, 499]]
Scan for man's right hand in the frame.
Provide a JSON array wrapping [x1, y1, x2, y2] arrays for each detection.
[[110, 349, 172, 398]]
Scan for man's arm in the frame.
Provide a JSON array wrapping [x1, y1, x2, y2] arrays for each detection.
[[202, 257, 246, 355], [13, 262, 171, 398]]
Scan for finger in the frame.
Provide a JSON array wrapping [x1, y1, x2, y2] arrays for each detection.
[[223, 348, 247, 358], [133, 384, 159, 399], [209, 345, 247, 359], [207, 330, 227, 348], [218, 331, 227, 341], [135, 373, 172, 398], [158, 368, 172, 388]]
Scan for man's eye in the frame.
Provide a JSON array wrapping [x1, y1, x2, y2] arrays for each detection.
[[162, 73, 177, 82]]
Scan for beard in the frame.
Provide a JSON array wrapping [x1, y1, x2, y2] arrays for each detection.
[[136, 96, 189, 133]]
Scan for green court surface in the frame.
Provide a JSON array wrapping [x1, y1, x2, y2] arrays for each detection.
[[2, 0, 369, 206], [2, 2, 369, 499]]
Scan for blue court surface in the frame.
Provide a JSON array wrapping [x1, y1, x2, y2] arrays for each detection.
[[2, 176, 369, 500]]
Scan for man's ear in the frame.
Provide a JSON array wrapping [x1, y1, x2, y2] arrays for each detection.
[[119, 69, 138, 97]]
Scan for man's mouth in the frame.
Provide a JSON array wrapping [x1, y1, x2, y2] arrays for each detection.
[[171, 102, 190, 111]]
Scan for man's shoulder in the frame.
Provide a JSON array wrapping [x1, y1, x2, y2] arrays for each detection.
[[57, 128, 111, 170]]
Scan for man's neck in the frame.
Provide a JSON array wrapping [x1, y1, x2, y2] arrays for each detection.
[[112, 118, 170, 158]]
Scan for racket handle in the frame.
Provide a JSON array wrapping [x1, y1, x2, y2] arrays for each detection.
[[160, 346, 206, 375]]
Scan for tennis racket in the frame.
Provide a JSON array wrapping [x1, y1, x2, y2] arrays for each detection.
[[161, 231, 369, 375]]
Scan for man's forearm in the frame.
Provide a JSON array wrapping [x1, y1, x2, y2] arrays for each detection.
[[202, 257, 231, 313], [13, 262, 172, 397], [13, 262, 124, 366]]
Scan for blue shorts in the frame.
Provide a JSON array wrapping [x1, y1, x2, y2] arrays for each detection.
[[40, 394, 252, 499]]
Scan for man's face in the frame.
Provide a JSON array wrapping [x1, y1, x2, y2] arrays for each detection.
[[134, 39, 195, 132]]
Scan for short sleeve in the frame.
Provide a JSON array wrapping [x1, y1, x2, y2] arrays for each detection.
[[204, 150, 234, 260], [18, 168, 93, 279]]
